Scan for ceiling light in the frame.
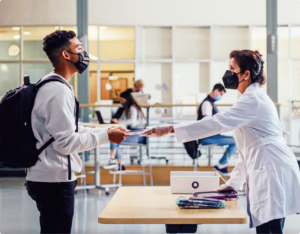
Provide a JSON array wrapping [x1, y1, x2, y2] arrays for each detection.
[[13, 35, 20, 39], [23, 32, 31, 35], [89, 54, 98, 60], [100, 26, 107, 30], [12, 27, 20, 30]]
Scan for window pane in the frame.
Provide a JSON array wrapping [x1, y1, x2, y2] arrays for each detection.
[[144, 27, 172, 60], [213, 26, 249, 60], [292, 61, 300, 102], [144, 63, 172, 117], [291, 26, 300, 59], [0, 63, 20, 98], [100, 63, 135, 101], [278, 26, 289, 59], [175, 27, 210, 60], [88, 26, 98, 61], [251, 27, 267, 57], [23, 62, 53, 83], [0, 27, 20, 60], [100, 26, 135, 60], [278, 61, 289, 117], [23, 26, 58, 60]]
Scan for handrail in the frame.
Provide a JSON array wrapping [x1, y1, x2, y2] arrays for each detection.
[[79, 103, 281, 107]]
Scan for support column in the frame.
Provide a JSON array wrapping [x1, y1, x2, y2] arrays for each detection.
[[77, 0, 89, 122], [266, 0, 279, 114]]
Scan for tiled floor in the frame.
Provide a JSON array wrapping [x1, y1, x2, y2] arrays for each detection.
[[0, 177, 299, 234]]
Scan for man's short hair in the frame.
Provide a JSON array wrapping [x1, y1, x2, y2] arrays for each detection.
[[43, 30, 76, 65], [212, 83, 226, 93]]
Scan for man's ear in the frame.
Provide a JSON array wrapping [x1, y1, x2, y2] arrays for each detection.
[[61, 50, 69, 60]]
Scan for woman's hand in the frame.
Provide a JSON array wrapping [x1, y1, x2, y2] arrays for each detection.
[[216, 184, 234, 192], [141, 125, 174, 138], [111, 118, 119, 124]]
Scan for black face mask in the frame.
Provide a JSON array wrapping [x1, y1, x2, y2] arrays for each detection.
[[222, 70, 245, 90], [66, 51, 90, 74]]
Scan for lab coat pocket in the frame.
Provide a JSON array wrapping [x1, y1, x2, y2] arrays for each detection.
[[248, 167, 271, 204]]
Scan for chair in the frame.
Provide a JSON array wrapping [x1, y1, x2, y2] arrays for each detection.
[[109, 141, 153, 186]]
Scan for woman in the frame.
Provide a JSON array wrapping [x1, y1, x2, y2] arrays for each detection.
[[104, 94, 146, 171], [142, 50, 300, 234]]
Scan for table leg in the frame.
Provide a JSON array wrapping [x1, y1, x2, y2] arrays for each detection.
[[95, 146, 100, 187]]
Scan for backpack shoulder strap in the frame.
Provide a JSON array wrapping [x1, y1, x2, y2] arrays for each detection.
[[35, 75, 72, 91]]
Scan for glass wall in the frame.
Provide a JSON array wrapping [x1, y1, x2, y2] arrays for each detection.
[[0, 25, 299, 118], [0, 27, 20, 60], [0, 27, 21, 98], [0, 63, 20, 98]]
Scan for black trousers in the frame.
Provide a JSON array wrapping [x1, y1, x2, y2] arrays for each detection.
[[25, 180, 77, 234], [256, 218, 285, 234]]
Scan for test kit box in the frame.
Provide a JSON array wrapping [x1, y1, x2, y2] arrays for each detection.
[[170, 171, 220, 194]]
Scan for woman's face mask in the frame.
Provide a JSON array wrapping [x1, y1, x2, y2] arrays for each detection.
[[222, 70, 245, 90]]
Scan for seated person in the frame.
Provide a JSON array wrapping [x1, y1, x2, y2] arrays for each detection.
[[198, 83, 236, 176], [104, 94, 146, 170], [112, 79, 145, 119]]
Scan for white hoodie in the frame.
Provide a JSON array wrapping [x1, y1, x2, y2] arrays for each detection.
[[26, 72, 109, 182]]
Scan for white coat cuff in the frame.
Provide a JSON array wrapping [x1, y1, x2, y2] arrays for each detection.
[[96, 130, 109, 146], [174, 123, 190, 143], [226, 179, 240, 191]]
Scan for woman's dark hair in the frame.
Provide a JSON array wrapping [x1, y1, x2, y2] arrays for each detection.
[[123, 95, 145, 120], [229, 50, 266, 85]]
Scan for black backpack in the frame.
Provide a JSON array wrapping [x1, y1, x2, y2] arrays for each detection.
[[0, 75, 77, 179], [183, 140, 201, 159]]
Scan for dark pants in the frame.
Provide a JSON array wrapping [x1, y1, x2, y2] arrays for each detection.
[[256, 218, 285, 234], [25, 180, 77, 234]]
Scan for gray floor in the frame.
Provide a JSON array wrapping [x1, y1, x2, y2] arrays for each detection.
[[0, 178, 299, 234]]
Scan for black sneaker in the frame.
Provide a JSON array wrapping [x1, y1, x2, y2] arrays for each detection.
[[213, 165, 231, 176], [103, 160, 118, 170], [113, 165, 126, 171]]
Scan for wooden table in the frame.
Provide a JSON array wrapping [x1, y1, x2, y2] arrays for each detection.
[[98, 186, 248, 225]]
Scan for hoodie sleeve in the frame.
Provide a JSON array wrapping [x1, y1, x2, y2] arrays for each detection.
[[41, 83, 109, 155]]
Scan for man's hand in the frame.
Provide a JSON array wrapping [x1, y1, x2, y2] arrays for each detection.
[[141, 125, 174, 138], [107, 127, 129, 144]]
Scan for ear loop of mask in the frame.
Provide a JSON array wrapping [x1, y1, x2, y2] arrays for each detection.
[[236, 72, 246, 84]]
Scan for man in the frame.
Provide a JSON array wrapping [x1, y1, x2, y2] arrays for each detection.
[[112, 79, 145, 119], [198, 83, 236, 176], [25, 30, 129, 234]]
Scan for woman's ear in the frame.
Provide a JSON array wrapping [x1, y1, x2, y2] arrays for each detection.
[[245, 70, 251, 80]]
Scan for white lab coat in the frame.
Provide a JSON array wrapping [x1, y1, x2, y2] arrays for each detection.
[[174, 83, 300, 228]]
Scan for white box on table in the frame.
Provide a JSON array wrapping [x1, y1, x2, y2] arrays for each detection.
[[170, 171, 220, 194]]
